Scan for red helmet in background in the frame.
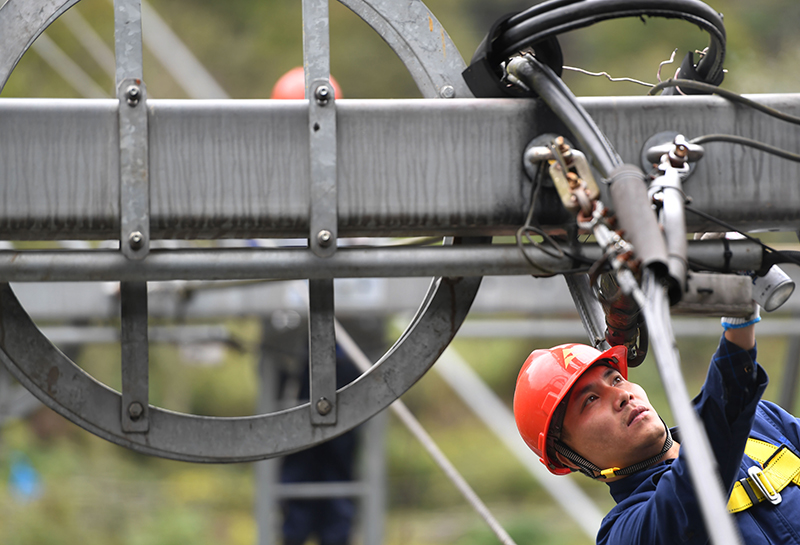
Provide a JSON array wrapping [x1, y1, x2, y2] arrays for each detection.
[[513, 343, 628, 475], [270, 66, 343, 100]]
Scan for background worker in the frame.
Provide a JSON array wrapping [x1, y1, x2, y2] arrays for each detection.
[[271, 68, 356, 545], [513, 304, 800, 544]]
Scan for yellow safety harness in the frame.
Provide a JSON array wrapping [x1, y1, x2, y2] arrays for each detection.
[[728, 438, 800, 513]]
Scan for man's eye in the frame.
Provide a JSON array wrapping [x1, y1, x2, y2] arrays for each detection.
[[585, 394, 598, 406]]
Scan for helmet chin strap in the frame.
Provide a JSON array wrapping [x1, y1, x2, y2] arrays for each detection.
[[554, 418, 674, 480]]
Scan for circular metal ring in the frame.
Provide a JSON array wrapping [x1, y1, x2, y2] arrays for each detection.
[[0, 0, 487, 461]]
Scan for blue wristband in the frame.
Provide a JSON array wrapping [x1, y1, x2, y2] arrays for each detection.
[[721, 315, 761, 330]]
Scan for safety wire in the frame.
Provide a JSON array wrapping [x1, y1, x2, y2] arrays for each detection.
[[333, 319, 518, 545]]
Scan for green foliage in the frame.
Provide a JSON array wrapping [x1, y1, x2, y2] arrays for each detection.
[[0, 415, 256, 545]]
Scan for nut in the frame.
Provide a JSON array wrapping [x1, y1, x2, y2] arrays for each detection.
[[128, 401, 144, 420], [317, 229, 333, 247], [128, 231, 144, 250], [315, 85, 331, 105], [125, 85, 141, 106]]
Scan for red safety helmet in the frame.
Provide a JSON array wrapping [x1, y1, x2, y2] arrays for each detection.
[[270, 66, 343, 100], [513, 343, 628, 475]]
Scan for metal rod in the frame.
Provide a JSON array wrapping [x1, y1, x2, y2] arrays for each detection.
[[139, 0, 229, 99], [641, 270, 743, 545], [564, 273, 607, 349], [276, 481, 369, 499], [334, 320, 518, 545], [31, 32, 109, 98], [0, 240, 762, 282]]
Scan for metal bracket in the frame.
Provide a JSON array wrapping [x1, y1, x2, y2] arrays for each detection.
[[115, 0, 150, 260], [308, 279, 337, 425], [118, 77, 150, 259], [303, 0, 338, 257], [120, 281, 149, 432]]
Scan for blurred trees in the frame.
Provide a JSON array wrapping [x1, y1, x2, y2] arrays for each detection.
[[4, 0, 800, 99]]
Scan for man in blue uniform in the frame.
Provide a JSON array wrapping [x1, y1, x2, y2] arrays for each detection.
[[513, 307, 800, 544]]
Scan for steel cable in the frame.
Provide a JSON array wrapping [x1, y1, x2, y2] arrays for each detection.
[[334, 320, 518, 545]]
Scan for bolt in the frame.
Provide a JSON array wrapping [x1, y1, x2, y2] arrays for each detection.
[[316, 397, 333, 416], [566, 172, 580, 189], [125, 85, 141, 106], [315, 84, 331, 105], [128, 401, 144, 421], [128, 231, 144, 250], [317, 229, 333, 247], [554, 136, 572, 161], [439, 85, 455, 99]]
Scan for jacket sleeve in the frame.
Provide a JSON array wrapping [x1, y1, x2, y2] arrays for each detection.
[[598, 335, 767, 545]]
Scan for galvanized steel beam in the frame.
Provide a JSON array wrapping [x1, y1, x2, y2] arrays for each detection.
[[1, 96, 800, 240]]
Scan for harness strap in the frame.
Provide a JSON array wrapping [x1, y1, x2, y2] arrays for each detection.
[[727, 438, 800, 513]]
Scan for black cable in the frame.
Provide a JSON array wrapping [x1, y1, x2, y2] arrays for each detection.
[[649, 79, 800, 126], [496, 0, 726, 84], [690, 134, 800, 163], [509, 55, 621, 176], [515, 157, 595, 273], [684, 205, 800, 270]]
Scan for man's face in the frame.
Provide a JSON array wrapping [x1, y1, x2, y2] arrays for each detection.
[[560, 364, 667, 473]]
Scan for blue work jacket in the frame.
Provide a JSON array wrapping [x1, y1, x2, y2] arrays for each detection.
[[598, 335, 800, 544]]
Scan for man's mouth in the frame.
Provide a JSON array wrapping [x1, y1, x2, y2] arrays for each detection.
[[627, 407, 648, 426]]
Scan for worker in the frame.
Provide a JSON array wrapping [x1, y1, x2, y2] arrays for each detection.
[[271, 68, 354, 545], [513, 302, 800, 544], [278, 344, 361, 545], [271, 66, 343, 100]]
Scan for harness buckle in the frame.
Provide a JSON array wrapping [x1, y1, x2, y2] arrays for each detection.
[[748, 466, 782, 505]]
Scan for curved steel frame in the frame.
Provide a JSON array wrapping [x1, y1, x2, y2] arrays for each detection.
[[0, 276, 481, 462], [0, 0, 486, 461]]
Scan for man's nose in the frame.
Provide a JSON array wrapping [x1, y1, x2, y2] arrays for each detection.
[[613, 388, 632, 409]]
